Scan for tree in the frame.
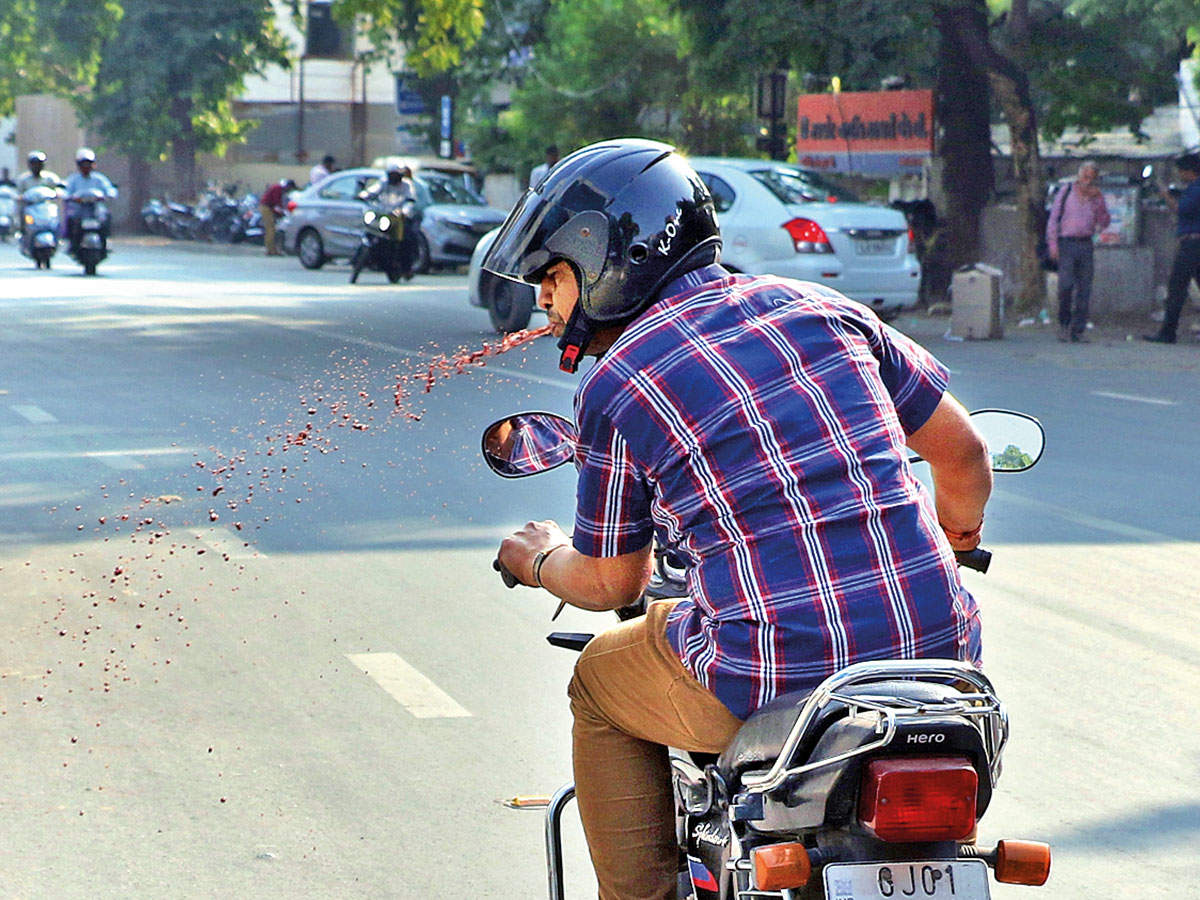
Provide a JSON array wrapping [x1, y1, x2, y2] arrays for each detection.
[[79, 0, 289, 199], [0, 0, 122, 116], [335, 0, 486, 77]]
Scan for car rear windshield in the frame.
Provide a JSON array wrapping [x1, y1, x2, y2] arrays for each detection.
[[419, 174, 486, 206], [749, 167, 858, 204]]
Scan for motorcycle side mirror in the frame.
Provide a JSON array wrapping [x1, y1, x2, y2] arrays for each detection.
[[910, 409, 1045, 472], [481, 412, 577, 478], [1141, 164, 1155, 180]]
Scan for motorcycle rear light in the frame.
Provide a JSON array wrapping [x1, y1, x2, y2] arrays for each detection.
[[858, 756, 977, 842], [995, 840, 1051, 885], [751, 842, 812, 890], [286, 200, 297, 212], [782, 217, 833, 253]]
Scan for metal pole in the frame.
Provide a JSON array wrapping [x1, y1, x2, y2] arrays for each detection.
[[545, 783, 577, 900]]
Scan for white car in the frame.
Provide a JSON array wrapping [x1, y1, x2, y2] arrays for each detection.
[[468, 157, 920, 332], [688, 157, 920, 316], [468, 226, 541, 333]]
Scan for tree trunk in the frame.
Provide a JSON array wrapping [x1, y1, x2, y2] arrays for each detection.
[[128, 156, 152, 233], [924, 0, 994, 306], [170, 94, 198, 201]]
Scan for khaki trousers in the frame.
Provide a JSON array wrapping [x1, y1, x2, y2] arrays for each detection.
[[260, 204, 278, 254], [567, 601, 743, 900]]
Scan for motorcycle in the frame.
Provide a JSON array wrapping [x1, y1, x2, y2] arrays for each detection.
[[230, 192, 264, 245], [349, 200, 418, 284], [482, 408, 1050, 900], [67, 188, 111, 275], [0, 185, 18, 241], [140, 197, 170, 236], [19, 185, 62, 269]]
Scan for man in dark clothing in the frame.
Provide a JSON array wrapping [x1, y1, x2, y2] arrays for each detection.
[[1145, 153, 1200, 343]]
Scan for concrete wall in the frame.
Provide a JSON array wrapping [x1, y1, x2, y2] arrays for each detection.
[[979, 202, 1177, 319]]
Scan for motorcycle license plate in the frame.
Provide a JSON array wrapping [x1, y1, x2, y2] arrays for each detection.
[[81, 218, 101, 229], [823, 860, 989, 900], [855, 237, 894, 255]]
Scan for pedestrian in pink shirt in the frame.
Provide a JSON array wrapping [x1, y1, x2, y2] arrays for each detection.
[[1046, 161, 1111, 342]]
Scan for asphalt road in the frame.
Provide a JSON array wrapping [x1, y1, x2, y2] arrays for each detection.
[[0, 238, 1197, 899]]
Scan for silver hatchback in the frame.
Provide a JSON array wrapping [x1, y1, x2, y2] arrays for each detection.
[[281, 167, 508, 272]]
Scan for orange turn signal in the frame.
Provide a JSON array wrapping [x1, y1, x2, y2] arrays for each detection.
[[752, 842, 812, 890], [995, 839, 1051, 886]]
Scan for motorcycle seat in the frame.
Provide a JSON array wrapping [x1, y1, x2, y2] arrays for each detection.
[[717, 680, 964, 782]]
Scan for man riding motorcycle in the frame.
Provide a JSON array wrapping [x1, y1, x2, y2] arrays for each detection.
[[483, 139, 993, 900], [62, 147, 117, 257], [358, 162, 421, 280]]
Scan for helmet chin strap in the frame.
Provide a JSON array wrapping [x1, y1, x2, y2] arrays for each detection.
[[557, 304, 595, 373]]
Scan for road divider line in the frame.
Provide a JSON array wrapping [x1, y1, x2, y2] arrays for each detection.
[[10, 404, 57, 424], [1091, 390, 1176, 406], [346, 652, 471, 719], [190, 527, 263, 560]]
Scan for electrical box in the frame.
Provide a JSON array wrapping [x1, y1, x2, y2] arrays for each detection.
[[950, 263, 1004, 340]]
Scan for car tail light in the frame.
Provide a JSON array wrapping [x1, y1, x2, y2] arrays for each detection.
[[907, 226, 915, 246], [858, 756, 977, 842], [286, 200, 297, 212], [995, 840, 1051, 885], [782, 217, 833, 253], [751, 842, 812, 890]]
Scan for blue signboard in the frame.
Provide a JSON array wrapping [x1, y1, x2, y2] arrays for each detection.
[[394, 76, 425, 116], [440, 95, 453, 140]]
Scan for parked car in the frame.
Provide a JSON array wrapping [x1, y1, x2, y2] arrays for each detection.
[[469, 157, 921, 331], [280, 167, 508, 272], [688, 157, 920, 317]]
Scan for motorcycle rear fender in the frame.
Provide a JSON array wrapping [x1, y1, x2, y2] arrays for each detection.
[[81, 233, 104, 249], [33, 231, 57, 248], [747, 714, 991, 835], [683, 808, 732, 899]]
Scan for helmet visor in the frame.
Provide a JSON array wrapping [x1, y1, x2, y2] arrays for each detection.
[[481, 187, 572, 285]]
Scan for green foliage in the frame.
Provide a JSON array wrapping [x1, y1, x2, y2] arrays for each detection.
[[467, 0, 754, 176], [336, 0, 485, 76], [1016, 0, 1188, 140], [79, 0, 289, 160], [0, 0, 122, 115]]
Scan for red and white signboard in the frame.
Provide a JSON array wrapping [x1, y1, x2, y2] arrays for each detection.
[[796, 89, 934, 176]]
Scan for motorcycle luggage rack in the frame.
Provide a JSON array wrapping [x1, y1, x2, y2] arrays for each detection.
[[739, 659, 1008, 794]]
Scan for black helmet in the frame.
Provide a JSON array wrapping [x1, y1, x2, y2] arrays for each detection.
[[483, 138, 721, 372]]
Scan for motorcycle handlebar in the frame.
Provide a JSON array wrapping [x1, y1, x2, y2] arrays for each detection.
[[492, 558, 520, 588], [954, 547, 991, 573]]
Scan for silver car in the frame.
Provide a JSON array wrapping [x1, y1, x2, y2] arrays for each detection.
[[281, 167, 508, 272]]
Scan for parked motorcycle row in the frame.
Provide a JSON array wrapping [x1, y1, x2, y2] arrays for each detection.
[[139, 186, 264, 245], [1, 183, 111, 275]]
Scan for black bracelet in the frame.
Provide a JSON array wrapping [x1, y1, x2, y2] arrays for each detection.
[[532, 544, 567, 588]]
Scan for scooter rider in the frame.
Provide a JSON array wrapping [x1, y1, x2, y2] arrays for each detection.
[[485, 139, 994, 900], [15, 151, 63, 232], [62, 147, 117, 256]]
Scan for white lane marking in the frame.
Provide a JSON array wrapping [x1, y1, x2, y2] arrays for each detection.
[[189, 527, 263, 560], [0, 447, 194, 462], [10, 404, 58, 424], [1091, 391, 1177, 406], [346, 652, 472, 719], [91, 455, 145, 471], [274, 322, 575, 391]]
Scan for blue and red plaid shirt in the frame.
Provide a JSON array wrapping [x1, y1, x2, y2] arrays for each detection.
[[571, 266, 980, 720]]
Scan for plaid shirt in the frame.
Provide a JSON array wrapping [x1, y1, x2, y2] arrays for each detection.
[[572, 266, 980, 720]]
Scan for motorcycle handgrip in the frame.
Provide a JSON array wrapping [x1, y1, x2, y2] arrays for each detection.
[[492, 558, 520, 588], [954, 547, 991, 574]]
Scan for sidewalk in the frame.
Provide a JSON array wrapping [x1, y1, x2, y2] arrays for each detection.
[[117, 234, 267, 256], [892, 308, 1200, 375]]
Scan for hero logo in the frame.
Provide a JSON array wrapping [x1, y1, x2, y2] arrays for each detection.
[[657, 215, 681, 255], [906, 732, 946, 744]]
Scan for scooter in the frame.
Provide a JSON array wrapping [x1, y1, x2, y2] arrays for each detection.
[[0, 185, 18, 241], [349, 201, 418, 284], [67, 188, 111, 275], [19, 185, 62, 269], [482, 409, 1051, 900]]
